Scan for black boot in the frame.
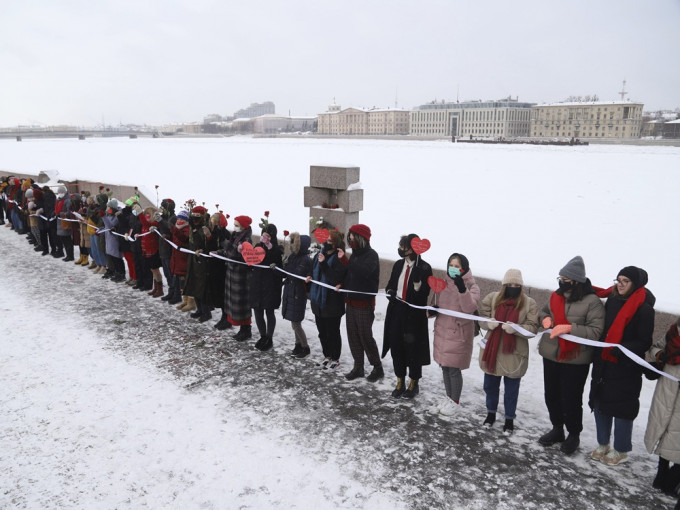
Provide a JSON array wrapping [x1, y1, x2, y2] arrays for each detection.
[[483, 413, 496, 427], [560, 433, 580, 454], [290, 344, 302, 357], [168, 287, 182, 305], [214, 313, 232, 330], [402, 378, 419, 398], [539, 427, 565, 446], [294, 346, 311, 359], [503, 419, 514, 433], [366, 364, 384, 383], [256, 335, 273, 351], [391, 377, 405, 398], [654, 457, 670, 490], [198, 310, 213, 323], [233, 325, 252, 341], [345, 365, 365, 381]]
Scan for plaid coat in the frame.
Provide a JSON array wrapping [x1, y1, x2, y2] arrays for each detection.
[[220, 228, 253, 323]]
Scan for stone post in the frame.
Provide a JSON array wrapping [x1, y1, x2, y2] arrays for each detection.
[[303, 166, 363, 238]]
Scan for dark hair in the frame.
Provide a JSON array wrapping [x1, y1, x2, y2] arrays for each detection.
[[556, 280, 591, 303]]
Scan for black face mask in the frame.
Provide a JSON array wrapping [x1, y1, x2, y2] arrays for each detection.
[[558, 280, 573, 292], [397, 248, 406, 258], [323, 243, 334, 254], [505, 286, 521, 299]]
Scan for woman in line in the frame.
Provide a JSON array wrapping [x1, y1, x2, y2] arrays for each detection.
[[282, 232, 313, 358], [479, 269, 539, 433], [251, 222, 283, 351], [538, 255, 605, 455], [588, 266, 655, 466], [429, 253, 481, 416]]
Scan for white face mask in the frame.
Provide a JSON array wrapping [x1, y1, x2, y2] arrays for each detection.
[[57, 193, 65, 199], [132, 210, 139, 216], [234, 226, 242, 232]]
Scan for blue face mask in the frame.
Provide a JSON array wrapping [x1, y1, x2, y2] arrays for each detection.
[[448, 267, 461, 278]]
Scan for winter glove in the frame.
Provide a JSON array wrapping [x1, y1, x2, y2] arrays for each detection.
[[201, 226, 211, 237], [657, 350, 668, 364], [550, 324, 572, 339], [36, 208, 43, 215], [413, 280, 422, 292], [542, 316, 554, 329], [502, 323, 516, 335], [453, 275, 466, 294], [269, 263, 277, 270], [428, 305, 439, 318], [486, 321, 499, 330], [149, 226, 157, 233], [115, 210, 122, 216]]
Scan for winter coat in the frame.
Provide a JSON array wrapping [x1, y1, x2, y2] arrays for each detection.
[[101, 214, 121, 258], [645, 331, 680, 463], [339, 243, 380, 303], [157, 213, 176, 260], [282, 235, 313, 322], [431, 271, 481, 369], [170, 224, 189, 276], [309, 250, 347, 318], [115, 207, 133, 253], [250, 242, 283, 310], [55, 196, 73, 236], [538, 283, 605, 365], [207, 226, 229, 308], [183, 221, 217, 301], [478, 292, 539, 378], [138, 213, 160, 257], [219, 227, 253, 322], [382, 257, 433, 366], [588, 290, 655, 420], [39, 189, 56, 232]]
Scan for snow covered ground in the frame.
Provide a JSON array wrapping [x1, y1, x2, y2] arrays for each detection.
[[0, 224, 675, 509], [1, 136, 678, 312]]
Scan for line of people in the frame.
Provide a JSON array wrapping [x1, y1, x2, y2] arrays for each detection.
[[3, 175, 680, 504]]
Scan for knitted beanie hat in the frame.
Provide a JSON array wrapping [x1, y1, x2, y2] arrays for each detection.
[[349, 223, 371, 241], [234, 215, 252, 229], [502, 268, 523, 286], [176, 210, 189, 222], [617, 266, 645, 289], [559, 256, 587, 283], [107, 198, 118, 210]]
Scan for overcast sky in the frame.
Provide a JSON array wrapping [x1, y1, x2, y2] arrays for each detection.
[[2, 0, 679, 127]]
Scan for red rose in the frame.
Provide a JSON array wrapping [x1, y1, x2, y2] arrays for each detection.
[[283, 230, 289, 237], [264, 211, 269, 217]]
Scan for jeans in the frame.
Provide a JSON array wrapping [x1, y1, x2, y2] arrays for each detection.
[[484, 373, 521, 419], [594, 409, 633, 452]]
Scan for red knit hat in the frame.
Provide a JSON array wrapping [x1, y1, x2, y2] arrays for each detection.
[[234, 215, 252, 229], [191, 206, 207, 216], [349, 223, 371, 241]]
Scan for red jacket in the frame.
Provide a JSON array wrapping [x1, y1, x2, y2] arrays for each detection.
[[170, 224, 189, 276], [139, 214, 159, 257]]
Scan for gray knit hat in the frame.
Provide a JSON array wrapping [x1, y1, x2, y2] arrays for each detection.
[[502, 268, 523, 286], [559, 256, 586, 283], [107, 198, 119, 210]]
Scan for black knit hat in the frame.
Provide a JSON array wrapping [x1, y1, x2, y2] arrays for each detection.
[[618, 266, 646, 289]]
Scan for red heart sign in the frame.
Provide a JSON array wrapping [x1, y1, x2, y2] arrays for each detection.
[[241, 242, 266, 266], [428, 276, 446, 294], [411, 237, 431, 254], [314, 228, 330, 244]]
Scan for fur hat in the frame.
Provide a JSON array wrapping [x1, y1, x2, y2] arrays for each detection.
[[234, 215, 252, 229], [349, 223, 371, 241], [559, 256, 586, 283], [502, 269, 523, 286]]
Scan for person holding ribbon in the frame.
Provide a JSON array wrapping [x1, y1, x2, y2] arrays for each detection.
[[183, 206, 216, 322], [429, 253, 481, 415], [587, 266, 655, 466], [282, 232, 313, 358], [645, 316, 680, 494], [308, 230, 347, 369], [382, 234, 433, 399], [479, 269, 539, 433], [538, 255, 605, 454]]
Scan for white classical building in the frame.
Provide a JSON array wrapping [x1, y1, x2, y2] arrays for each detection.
[[409, 98, 535, 138], [317, 104, 410, 135], [530, 101, 644, 139]]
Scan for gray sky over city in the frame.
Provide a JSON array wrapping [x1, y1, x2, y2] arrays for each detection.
[[2, 0, 679, 126]]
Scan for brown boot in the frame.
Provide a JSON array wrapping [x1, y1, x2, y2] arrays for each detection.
[[148, 280, 158, 296], [80, 256, 90, 266], [176, 296, 188, 311], [88, 261, 97, 269], [74, 254, 85, 265], [182, 296, 196, 313], [152, 280, 164, 298]]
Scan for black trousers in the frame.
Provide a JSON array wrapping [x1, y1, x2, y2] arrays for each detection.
[[543, 358, 590, 435], [316, 315, 342, 361]]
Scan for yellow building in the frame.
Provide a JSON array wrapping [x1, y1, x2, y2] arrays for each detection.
[[530, 101, 644, 139], [317, 105, 410, 135]]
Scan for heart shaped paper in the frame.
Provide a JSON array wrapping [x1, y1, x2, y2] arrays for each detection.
[[314, 228, 330, 244], [241, 242, 266, 266], [428, 276, 446, 294], [411, 237, 431, 255]]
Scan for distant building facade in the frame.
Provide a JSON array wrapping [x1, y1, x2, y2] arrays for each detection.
[[317, 104, 410, 135], [253, 115, 316, 134], [410, 98, 534, 138], [234, 101, 275, 119], [530, 101, 644, 139]]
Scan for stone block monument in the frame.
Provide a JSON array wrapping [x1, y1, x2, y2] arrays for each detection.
[[303, 165, 363, 238]]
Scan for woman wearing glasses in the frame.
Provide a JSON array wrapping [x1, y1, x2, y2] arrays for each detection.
[[588, 266, 654, 466], [537, 256, 605, 454]]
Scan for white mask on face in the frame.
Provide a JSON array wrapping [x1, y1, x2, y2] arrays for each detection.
[[57, 193, 65, 199], [234, 226, 242, 232]]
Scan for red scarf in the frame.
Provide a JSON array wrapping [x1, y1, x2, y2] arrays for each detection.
[[665, 324, 680, 366], [595, 286, 647, 363], [482, 300, 520, 373], [550, 292, 581, 362]]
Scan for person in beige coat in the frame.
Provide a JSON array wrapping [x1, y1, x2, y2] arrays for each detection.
[[537, 255, 605, 455], [479, 269, 539, 433], [645, 317, 680, 494]]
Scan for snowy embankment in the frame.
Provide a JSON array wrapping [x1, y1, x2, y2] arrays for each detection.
[[0, 225, 675, 509]]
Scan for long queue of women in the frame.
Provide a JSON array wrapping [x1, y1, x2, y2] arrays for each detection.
[[2, 175, 680, 504]]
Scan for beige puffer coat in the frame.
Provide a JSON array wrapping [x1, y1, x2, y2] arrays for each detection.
[[478, 292, 539, 378], [538, 292, 605, 365], [644, 326, 680, 463]]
